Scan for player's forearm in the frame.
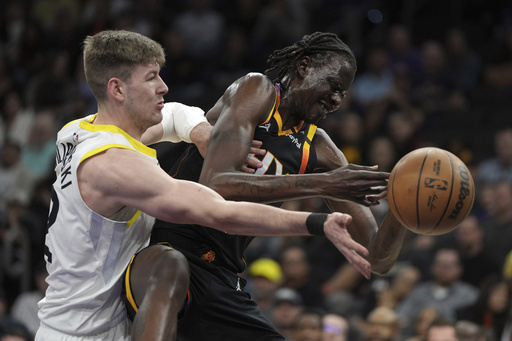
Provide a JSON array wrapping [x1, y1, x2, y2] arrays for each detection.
[[324, 199, 405, 275], [215, 201, 312, 236], [366, 212, 407, 274], [206, 172, 328, 204]]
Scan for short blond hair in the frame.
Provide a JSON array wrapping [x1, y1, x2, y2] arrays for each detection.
[[83, 30, 165, 103]]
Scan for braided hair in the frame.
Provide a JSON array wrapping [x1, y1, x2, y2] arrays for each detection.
[[265, 32, 356, 83]]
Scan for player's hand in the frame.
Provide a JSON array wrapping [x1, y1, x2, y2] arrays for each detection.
[[326, 164, 389, 206], [323, 213, 371, 279], [193, 123, 265, 174], [241, 140, 266, 174]]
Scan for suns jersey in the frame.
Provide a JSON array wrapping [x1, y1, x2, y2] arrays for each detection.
[[38, 114, 157, 337], [151, 84, 318, 273]]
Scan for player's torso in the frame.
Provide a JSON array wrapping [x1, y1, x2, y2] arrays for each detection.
[[39, 115, 156, 335], [152, 87, 317, 274]]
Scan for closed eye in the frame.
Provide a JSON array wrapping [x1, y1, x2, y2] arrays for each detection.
[[330, 81, 346, 98]]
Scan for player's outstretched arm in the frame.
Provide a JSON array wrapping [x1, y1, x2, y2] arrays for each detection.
[[313, 131, 406, 275], [80, 148, 372, 278]]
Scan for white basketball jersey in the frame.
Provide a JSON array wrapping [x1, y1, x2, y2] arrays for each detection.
[[38, 114, 157, 336]]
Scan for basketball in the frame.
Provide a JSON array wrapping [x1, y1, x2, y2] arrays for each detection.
[[387, 147, 475, 236]]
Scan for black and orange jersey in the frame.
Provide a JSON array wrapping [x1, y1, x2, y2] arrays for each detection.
[[150, 83, 318, 274]]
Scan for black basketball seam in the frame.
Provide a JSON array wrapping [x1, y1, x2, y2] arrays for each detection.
[[416, 150, 430, 231], [427, 150, 455, 235]]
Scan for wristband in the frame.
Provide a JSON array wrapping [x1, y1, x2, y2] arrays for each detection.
[[306, 213, 328, 236]]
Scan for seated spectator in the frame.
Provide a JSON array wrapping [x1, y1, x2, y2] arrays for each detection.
[[482, 180, 512, 271], [10, 260, 48, 338], [425, 318, 457, 341], [477, 127, 512, 184], [396, 248, 478, 339], [405, 307, 442, 341], [292, 308, 325, 341], [269, 288, 304, 340], [363, 306, 400, 341], [455, 320, 487, 341], [246, 258, 283, 319], [322, 313, 350, 341]]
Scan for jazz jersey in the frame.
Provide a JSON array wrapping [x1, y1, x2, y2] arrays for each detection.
[[151, 83, 318, 274], [38, 115, 157, 337]]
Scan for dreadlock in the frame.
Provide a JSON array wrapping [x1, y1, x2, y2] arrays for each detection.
[[265, 32, 356, 82]]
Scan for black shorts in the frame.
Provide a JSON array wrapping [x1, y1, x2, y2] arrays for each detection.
[[123, 248, 284, 341]]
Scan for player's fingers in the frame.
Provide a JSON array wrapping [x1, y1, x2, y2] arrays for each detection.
[[251, 139, 263, 148], [250, 140, 266, 156], [240, 165, 256, 174], [245, 157, 263, 170], [343, 248, 371, 279]]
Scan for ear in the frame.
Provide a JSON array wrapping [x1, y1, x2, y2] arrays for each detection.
[[296, 56, 311, 79], [107, 78, 125, 103]]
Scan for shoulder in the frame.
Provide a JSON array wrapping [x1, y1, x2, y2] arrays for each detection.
[[226, 72, 275, 100]]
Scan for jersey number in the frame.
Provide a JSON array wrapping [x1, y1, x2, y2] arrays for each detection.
[[250, 152, 283, 175], [44, 185, 60, 263]]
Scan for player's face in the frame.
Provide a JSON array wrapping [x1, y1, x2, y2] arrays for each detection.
[[124, 62, 168, 131], [294, 56, 355, 124]]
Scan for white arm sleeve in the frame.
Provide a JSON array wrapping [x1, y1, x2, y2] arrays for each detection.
[[160, 102, 207, 143]]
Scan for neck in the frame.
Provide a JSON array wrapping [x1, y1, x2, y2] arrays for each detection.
[[94, 106, 143, 141]]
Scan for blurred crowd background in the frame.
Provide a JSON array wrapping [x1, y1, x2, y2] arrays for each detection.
[[1, 0, 512, 340]]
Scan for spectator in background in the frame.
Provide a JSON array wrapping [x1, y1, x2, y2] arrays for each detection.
[[363, 306, 400, 341], [292, 308, 325, 341], [0, 90, 34, 149], [477, 127, 512, 184], [372, 265, 421, 312], [482, 180, 512, 271], [443, 28, 482, 95], [0, 140, 34, 212], [269, 288, 305, 340], [386, 24, 423, 78], [459, 276, 510, 340], [365, 138, 396, 169], [364, 135, 398, 223], [453, 215, 499, 288], [351, 45, 395, 112], [405, 307, 441, 341], [10, 261, 48, 338], [20, 112, 55, 181], [0, 57, 16, 106], [173, 0, 225, 62], [425, 319, 458, 341], [250, 0, 309, 68], [396, 248, 478, 339], [332, 111, 365, 164], [455, 320, 490, 341], [386, 110, 424, 158], [279, 244, 323, 309], [247, 258, 283, 320], [322, 313, 349, 341]]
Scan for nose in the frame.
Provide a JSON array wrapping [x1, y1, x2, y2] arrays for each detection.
[[158, 75, 169, 95], [329, 93, 342, 111]]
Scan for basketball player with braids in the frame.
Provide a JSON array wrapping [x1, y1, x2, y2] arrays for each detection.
[[125, 32, 406, 340]]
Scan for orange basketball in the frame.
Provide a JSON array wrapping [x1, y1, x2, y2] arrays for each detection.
[[387, 147, 475, 236]]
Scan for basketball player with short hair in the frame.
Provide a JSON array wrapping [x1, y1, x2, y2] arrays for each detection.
[[126, 32, 406, 340], [35, 30, 381, 341]]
